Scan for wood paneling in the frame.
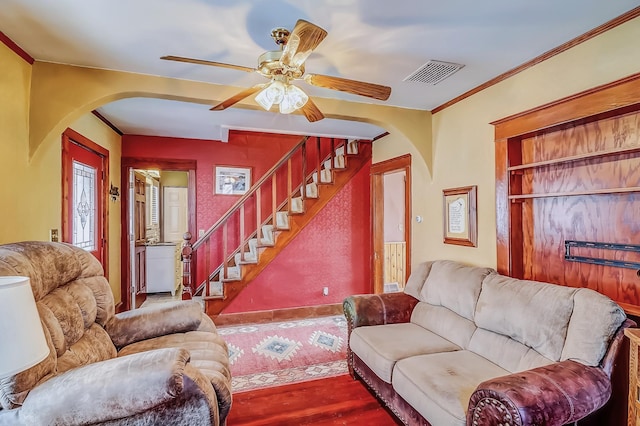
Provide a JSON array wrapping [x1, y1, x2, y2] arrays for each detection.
[[227, 375, 401, 426], [494, 73, 640, 313], [384, 242, 406, 287]]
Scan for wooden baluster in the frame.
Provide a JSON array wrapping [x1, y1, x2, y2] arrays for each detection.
[[301, 141, 307, 201], [256, 188, 262, 244], [181, 231, 193, 300], [240, 205, 245, 262], [287, 158, 292, 213], [272, 174, 277, 228], [205, 238, 211, 297], [316, 137, 321, 192], [222, 223, 227, 281], [330, 138, 335, 178]]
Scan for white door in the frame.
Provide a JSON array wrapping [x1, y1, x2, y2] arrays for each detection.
[[163, 187, 188, 242]]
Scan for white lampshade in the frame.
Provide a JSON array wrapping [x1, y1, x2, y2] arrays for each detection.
[[279, 84, 308, 114], [255, 80, 286, 111], [0, 276, 49, 378]]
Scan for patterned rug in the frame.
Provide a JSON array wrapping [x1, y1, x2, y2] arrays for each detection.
[[217, 315, 349, 392]]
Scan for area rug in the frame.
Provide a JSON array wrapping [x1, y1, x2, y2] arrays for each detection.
[[217, 315, 349, 392]]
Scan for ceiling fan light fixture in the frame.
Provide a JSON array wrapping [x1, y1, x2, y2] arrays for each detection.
[[279, 84, 308, 114], [255, 80, 286, 110]]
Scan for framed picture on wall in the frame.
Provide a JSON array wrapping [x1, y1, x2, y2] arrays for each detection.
[[443, 185, 477, 247], [214, 166, 251, 195]]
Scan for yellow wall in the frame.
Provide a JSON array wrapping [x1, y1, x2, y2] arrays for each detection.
[[0, 42, 122, 302], [374, 16, 640, 269]]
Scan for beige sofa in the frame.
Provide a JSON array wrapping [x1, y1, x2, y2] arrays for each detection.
[[344, 260, 632, 426], [0, 241, 232, 426]]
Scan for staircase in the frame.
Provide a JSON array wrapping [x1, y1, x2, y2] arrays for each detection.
[[181, 136, 371, 317]]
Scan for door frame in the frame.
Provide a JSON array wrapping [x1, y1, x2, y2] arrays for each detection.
[[370, 154, 412, 294], [120, 158, 196, 311], [61, 128, 109, 277]]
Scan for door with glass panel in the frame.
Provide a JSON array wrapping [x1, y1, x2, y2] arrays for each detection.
[[62, 130, 107, 268]]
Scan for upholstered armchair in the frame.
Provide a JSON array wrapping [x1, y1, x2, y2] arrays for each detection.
[[0, 241, 232, 426]]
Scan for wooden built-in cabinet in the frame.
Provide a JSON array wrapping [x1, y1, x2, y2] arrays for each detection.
[[493, 72, 640, 316]]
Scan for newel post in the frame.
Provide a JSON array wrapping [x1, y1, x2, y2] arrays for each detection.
[[181, 231, 193, 300]]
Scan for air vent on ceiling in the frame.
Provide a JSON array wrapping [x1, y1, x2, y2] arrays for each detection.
[[403, 60, 464, 85]]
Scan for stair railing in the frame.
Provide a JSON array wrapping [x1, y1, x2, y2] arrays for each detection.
[[181, 135, 349, 300]]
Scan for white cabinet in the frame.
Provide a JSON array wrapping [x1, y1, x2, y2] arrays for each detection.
[[145, 244, 179, 295]]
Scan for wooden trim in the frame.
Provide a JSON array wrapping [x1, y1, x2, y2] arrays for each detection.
[[372, 132, 390, 141], [371, 173, 384, 294], [121, 157, 196, 170], [61, 128, 110, 280], [213, 303, 344, 326], [370, 153, 412, 174], [370, 154, 412, 293], [492, 72, 640, 140], [432, 7, 640, 114], [91, 110, 123, 136], [120, 158, 197, 311], [0, 31, 34, 64], [114, 302, 125, 314]]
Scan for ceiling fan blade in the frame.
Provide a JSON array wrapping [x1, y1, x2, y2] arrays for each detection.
[[280, 20, 328, 69], [210, 85, 265, 111], [161, 55, 256, 73], [300, 98, 324, 122], [305, 74, 391, 101]]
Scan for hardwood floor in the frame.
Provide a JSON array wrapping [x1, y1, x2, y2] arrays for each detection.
[[227, 374, 402, 426]]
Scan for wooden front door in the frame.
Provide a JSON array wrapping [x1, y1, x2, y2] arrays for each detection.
[[62, 129, 108, 269]]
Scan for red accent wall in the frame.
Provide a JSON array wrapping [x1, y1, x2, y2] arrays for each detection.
[[122, 131, 301, 232], [122, 131, 372, 313], [224, 164, 372, 313]]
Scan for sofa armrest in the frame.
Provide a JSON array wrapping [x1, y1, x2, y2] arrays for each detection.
[[17, 348, 193, 426], [467, 360, 611, 426], [343, 292, 419, 329], [106, 300, 204, 348]]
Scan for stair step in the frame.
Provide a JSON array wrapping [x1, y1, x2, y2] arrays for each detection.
[[290, 197, 304, 214], [220, 266, 241, 282], [335, 141, 358, 157], [312, 169, 333, 184], [301, 182, 319, 199], [207, 281, 224, 298], [324, 155, 346, 170], [275, 211, 290, 230], [235, 251, 257, 265]]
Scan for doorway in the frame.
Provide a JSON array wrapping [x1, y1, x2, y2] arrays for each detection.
[[371, 154, 412, 294], [61, 128, 109, 273], [120, 159, 196, 311]]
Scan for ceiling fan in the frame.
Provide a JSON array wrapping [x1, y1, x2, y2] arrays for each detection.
[[161, 19, 391, 122]]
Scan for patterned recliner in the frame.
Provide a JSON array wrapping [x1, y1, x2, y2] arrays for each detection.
[[0, 241, 232, 426]]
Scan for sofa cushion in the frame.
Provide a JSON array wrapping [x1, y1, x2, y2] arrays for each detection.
[[393, 351, 510, 426], [561, 288, 626, 366], [350, 323, 460, 383], [421, 260, 494, 321], [411, 302, 476, 349], [475, 274, 576, 361], [468, 328, 554, 373], [403, 261, 433, 300]]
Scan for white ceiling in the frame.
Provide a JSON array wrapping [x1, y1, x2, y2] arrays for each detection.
[[2, 0, 639, 141]]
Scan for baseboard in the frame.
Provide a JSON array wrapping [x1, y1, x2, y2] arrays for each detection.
[[213, 303, 343, 326], [115, 301, 125, 313]]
